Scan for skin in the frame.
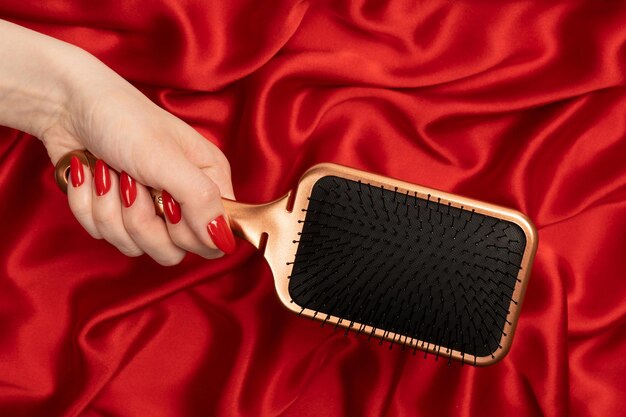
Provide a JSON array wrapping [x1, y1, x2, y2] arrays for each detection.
[[0, 19, 235, 265]]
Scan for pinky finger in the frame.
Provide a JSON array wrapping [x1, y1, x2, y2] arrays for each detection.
[[66, 155, 102, 239]]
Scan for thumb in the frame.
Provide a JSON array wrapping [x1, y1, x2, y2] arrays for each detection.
[[140, 146, 236, 255]]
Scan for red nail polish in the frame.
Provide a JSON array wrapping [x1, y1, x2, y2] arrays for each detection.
[[94, 159, 111, 196], [70, 156, 84, 187], [120, 171, 136, 208], [207, 215, 236, 254], [162, 190, 181, 224]]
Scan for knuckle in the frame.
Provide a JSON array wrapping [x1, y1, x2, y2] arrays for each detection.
[[155, 251, 185, 266], [194, 180, 220, 204], [92, 207, 118, 228], [86, 229, 103, 240], [117, 244, 143, 257], [123, 210, 153, 238], [70, 201, 92, 221], [168, 230, 188, 250], [216, 154, 232, 178], [206, 151, 231, 177], [167, 232, 214, 259]]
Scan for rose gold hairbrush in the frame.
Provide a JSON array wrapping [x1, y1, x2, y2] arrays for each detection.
[[56, 150, 537, 366]]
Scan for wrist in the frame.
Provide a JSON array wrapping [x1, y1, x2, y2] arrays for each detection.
[[0, 20, 80, 139]]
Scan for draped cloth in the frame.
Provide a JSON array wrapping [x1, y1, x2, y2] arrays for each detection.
[[1, 1, 625, 416]]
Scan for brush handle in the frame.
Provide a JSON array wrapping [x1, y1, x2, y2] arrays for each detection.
[[54, 150, 288, 250]]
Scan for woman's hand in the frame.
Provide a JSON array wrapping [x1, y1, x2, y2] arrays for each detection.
[[0, 20, 235, 265]]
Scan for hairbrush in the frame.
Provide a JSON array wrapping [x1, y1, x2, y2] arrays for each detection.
[[55, 150, 537, 366]]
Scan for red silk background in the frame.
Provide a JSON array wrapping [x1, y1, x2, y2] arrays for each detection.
[[1, 1, 625, 416]]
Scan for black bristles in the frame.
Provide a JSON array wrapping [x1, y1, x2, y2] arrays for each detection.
[[288, 176, 526, 361]]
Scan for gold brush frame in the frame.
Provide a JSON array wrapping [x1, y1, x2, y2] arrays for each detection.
[[56, 150, 537, 366]]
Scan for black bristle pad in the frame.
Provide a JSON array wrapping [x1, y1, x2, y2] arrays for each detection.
[[289, 176, 527, 358]]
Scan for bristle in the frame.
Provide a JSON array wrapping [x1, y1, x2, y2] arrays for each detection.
[[288, 176, 526, 361]]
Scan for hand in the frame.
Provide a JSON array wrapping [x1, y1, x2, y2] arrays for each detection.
[[53, 72, 236, 265], [0, 20, 235, 265]]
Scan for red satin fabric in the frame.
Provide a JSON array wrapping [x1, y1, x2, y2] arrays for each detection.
[[1, 1, 625, 416]]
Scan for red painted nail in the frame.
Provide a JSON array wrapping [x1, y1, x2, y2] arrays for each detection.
[[120, 171, 137, 208], [70, 156, 84, 187], [162, 190, 181, 224], [94, 159, 111, 196], [207, 215, 236, 254]]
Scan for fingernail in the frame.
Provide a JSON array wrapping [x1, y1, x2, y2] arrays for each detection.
[[70, 156, 84, 187], [162, 190, 181, 224], [94, 159, 111, 196], [207, 215, 236, 254], [120, 171, 137, 208]]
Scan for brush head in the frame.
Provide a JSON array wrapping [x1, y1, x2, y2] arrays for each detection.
[[288, 175, 531, 365]]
